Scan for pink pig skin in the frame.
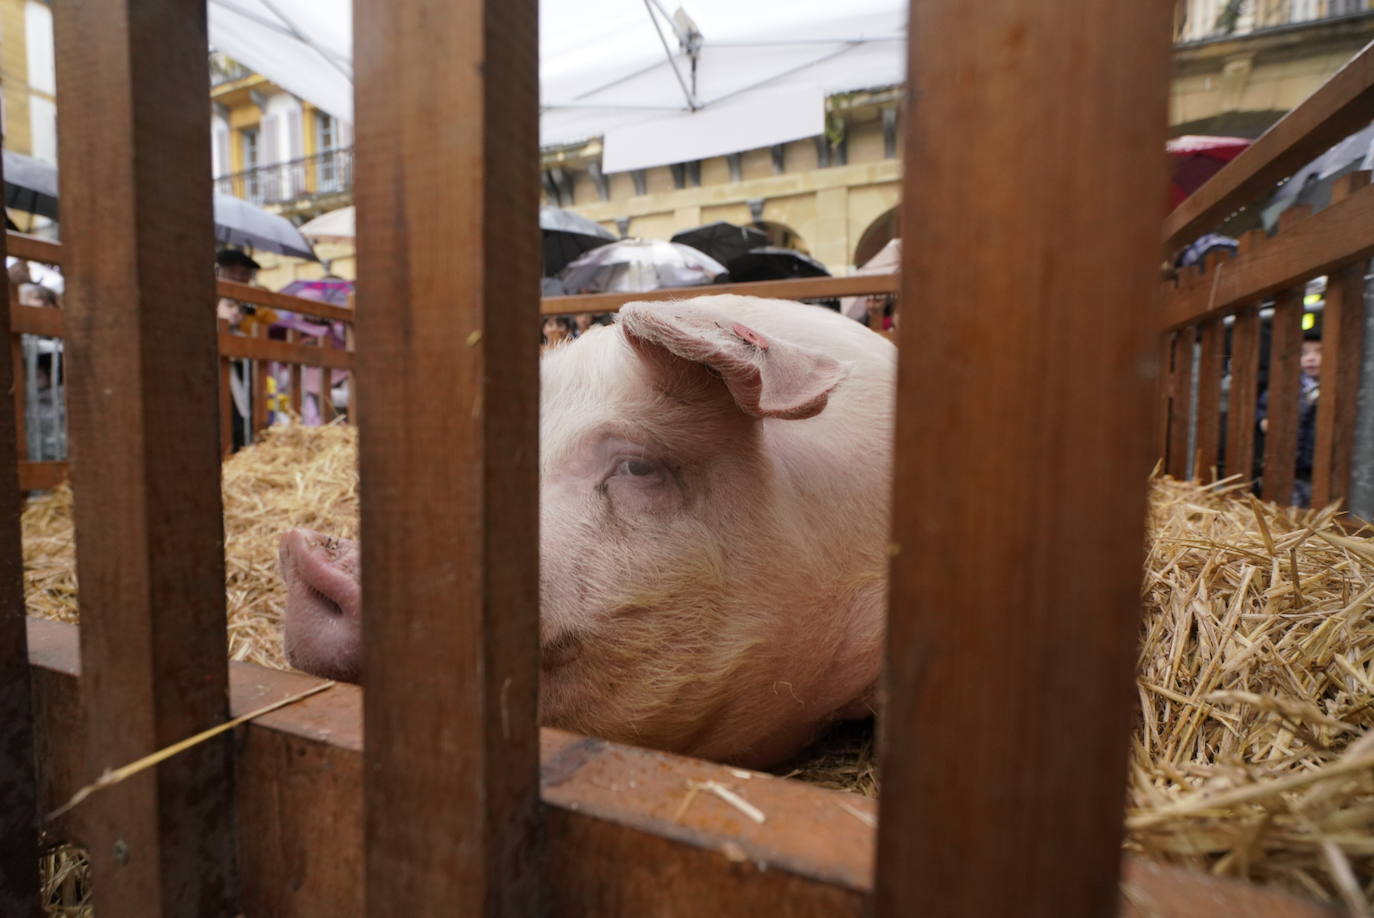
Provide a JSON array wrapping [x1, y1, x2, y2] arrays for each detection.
[[279, 294, 895, 768]]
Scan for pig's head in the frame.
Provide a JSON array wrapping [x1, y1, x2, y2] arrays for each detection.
[[537, 300, 878, 765], [281, 298, 887, 767]]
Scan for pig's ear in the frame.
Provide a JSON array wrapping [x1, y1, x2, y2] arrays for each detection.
[[619, 302, 847, 420]]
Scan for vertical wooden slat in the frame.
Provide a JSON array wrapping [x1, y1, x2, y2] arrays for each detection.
[[1312, 262, 1367, 507], [1262, 288, 1304, 504], [219, 320, 233, 457], [11, 337, 26, 463], [287, 331, 303, 417], [0, 154, 39, 915], [1225, 305, 1261, 480], [345, 325, 357, 422], [320, 366, 336, 424], [355, 0, 543, 915], [54, 2, 238, 915], [1195, 318, 1225, 481], [251, 327, 268, 438], [1167, 326, 1195, 479], [1154, 330, 1175, 465], [876, 2, 1172, 916]]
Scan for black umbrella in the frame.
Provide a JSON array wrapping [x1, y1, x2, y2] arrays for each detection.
[[542, 205, 616, 277], [671, 221, 767, 267], [1, 149, 317, 258], [723, 246, 830, 283], [3, 150, 59, 221]]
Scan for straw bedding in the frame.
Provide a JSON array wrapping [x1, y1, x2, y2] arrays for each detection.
[[27, 425, 1374, 913]]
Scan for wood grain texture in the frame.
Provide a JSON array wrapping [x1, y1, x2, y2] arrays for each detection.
[[0, 156, 39, 915], [17, 461, 68, 493], [1225, 306, 1262, 480], [1195, 319, 1225, 481], [354, 0, 544, 914], [1154, 332, 1175, 465], [25, 622, 1348, 918], [542, 273, 899, 315], [4, 232, 355, 324], [879, 3, 1173, 916], [215, 279, 354, 323], [287, 331, 303, 416], [250, 326, 268, 438], [52, 1, 238, 914], [10, 304, 63, 338], [1163, 41, 1374, 252], [1311, 262, 1366, 507], [1162, 178, 1374, 331], [1262, 289, 1304, 504], [217, 332, 353, 370], [1168, 327, 1197, 479], [4, 232, 61, 266], [9, 338, 24, 467], [219, 322, 234, 458]]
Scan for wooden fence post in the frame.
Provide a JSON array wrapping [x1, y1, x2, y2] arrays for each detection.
[[877, 2, 1173, 915], [0, 152, 39, 916], [1312, 261, 1367, 507], [1225, 305, 1262, 481], [53, 1, 238, 914], [354, 0, 544, 914], [1262, 288, 1304, 504]]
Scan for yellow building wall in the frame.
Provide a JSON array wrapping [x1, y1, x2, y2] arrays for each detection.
[[0, 0, 31, 155]]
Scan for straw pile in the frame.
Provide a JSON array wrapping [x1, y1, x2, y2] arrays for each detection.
[[24, 421, 359, 669], [790, 475, 1374, 912], [24, 425, 1374, 911], [1127, 477, 1374, 912]]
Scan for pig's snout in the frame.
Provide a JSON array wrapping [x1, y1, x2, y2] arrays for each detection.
[[279, 528, 363, 683]]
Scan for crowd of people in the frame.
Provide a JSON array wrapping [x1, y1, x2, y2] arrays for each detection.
[[216, 247, 351, 447], [541, 312, 614, 347]]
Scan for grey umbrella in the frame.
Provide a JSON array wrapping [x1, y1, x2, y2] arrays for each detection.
[[3, 150, 59, 221], [212, 193, 317, 260], [541, 205, 616, 276], [2, 149, 316, 259], [558, 239, 725, 293]]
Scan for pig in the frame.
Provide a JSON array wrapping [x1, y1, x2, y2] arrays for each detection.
[[279, 294, 895, 768]]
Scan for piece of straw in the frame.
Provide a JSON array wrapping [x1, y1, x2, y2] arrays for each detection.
[[47, 680, 335, 822]]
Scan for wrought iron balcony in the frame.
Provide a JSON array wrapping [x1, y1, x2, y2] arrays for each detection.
[[1176, 0, 1373, 43], [214, 147, 354, 207]]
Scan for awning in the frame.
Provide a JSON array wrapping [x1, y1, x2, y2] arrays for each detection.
[[206, 1, 906, 173]]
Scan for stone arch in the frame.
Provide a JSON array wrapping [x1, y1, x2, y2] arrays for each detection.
[[854, 206, 899, 268]]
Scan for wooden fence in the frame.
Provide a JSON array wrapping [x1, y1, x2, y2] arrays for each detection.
[[1158, 40, 1374, 509], [5, 231, 354, 491], [0, 1, 1350, 917]]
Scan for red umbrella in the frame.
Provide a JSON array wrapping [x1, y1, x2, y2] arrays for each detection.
[[1167, 135, 1252, 209]]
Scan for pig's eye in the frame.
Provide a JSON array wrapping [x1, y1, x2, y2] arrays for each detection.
[[615, 458, 656, 477]]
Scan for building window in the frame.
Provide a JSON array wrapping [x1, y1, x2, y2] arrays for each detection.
[[241, 127, 261, 201], [317, 113, 341, 191]]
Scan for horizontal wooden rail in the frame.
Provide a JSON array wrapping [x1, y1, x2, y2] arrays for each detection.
[[6, 232, 61, 266], [4, 232, 355, 325], [216, 279, 354, 324], [9, 305, 350, 369], [18, 461, 69, 492], [541, 273, 900, 315], [1163, 39, 1374, 253], [10, 231, 892, 324], [22, 617, 1342, 918], [10, 303, 64, 337], [1160, 172, 1374, 331], [218, 331, 353, 370]]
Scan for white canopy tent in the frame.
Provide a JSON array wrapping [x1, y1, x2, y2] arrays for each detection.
[[207, 0, 906, 173]]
